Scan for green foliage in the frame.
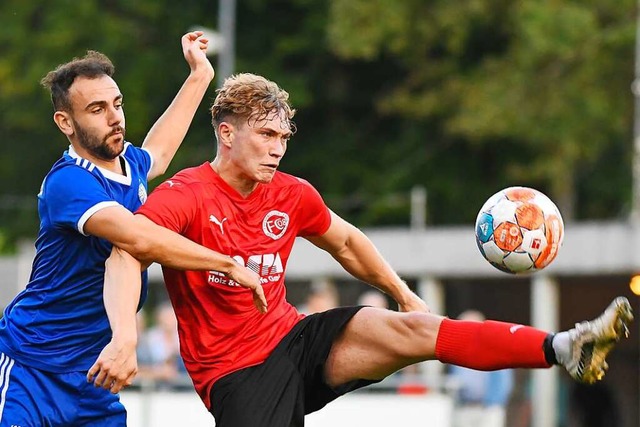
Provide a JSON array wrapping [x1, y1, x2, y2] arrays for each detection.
[[447, 1, 635, 216], [0, 0, 636, 248], [0, 0, 219, 248], [327, 0, 636, 220]]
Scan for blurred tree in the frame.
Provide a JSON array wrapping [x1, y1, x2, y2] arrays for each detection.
[[327, 0, 635, 220], [0, 0, 219, 249], [0, 0, 636, 251]]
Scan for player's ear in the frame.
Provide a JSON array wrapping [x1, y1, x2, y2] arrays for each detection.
[[218, 122, 234, 148], [53, 111, 74, 136]]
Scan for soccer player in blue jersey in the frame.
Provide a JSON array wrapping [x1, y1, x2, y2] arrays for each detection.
[[0, 32, 264, 426]]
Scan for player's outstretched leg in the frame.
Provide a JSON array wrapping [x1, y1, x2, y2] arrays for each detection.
[[324, 297, 633, 389], [556, 296, 633, 384], [433, 296, 633, 383]]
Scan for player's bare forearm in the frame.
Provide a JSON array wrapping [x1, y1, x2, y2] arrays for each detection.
[[143, 71, 211, 179], [104, 246, 141, 343], [131, 214, 238, 272], [87, 207, 235, 272], [84, 206, 267, 312], [87, 246, 140, 393], [336, 231, 419, 307], [143, 31, 215, 179], [333, 237, 428, 312], [307, 212, 427, 311], [133, 214, 267, 311]]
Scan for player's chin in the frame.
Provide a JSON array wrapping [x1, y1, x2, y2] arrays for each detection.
[[105, 135, 124, 150], [111, 141, 125, 157], [257, 170, 277, 183], [258, 177, 275, 185]]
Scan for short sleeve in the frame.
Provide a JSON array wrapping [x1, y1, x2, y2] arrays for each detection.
[[297, 178, 331, 237], [136, 179, 197, 234], [42, 166, 118, 235], [124, 144, 153, 179]]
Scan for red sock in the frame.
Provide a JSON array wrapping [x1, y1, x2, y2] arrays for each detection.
[[435, 318, 551, 369]]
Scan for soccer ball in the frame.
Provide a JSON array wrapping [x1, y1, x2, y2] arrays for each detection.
[[475, 186, 564, 274]]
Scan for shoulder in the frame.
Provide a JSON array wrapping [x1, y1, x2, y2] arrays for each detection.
[[173, 163, 209, 182], [271, 171, 316, 190], [39, 156, 108, 205], [269, 172, 327, 213], [273, 172, 324, 202], [45, 155, 102, 187], [158, 163, 209, 188], [150, 163, 210, 198], [122, 142, 150, 164]]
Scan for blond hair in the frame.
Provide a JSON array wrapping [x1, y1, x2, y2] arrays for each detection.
[[210, 73, 296, 135]]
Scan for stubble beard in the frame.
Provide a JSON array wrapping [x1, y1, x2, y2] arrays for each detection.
[[74, 120, 125, 161]]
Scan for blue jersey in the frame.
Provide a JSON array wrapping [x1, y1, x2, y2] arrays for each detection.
[[0, 142, 152, 373]]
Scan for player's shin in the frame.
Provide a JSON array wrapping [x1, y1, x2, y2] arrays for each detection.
[[434, 318, 551, 370]]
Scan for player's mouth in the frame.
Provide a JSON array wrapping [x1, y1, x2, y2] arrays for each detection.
[[262, 163, 279, 171], [107, 135, 124, 147], [107, 127, 125, 140]]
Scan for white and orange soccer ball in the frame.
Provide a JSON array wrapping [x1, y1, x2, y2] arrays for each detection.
[[475, 186, 564, 274]]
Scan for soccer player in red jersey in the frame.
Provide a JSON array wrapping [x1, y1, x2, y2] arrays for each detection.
[[96, 73, 633, 426]]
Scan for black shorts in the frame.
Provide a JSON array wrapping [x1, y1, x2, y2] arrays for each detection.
[[209, 306, 379, 427]]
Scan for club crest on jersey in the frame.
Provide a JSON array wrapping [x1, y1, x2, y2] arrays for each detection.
[[262, 210, 289, 240], [138, 182, 147, 204]]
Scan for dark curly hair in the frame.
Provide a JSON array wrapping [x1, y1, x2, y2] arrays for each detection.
[[41, 50, 115, 112]]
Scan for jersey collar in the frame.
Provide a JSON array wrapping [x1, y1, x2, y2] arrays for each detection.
[[67, 144, 132, 186]]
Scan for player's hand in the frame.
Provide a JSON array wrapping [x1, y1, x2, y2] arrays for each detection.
[[87, 338, 138, 394], [228, 263, 268, 314], [181, 31, 214, 80], [398, 292, 430, 313]]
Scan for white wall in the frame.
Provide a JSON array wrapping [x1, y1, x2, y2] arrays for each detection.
[[120, 390, 454, 427]]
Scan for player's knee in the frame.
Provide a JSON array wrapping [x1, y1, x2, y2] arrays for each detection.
[[393, 312, 440, 358]]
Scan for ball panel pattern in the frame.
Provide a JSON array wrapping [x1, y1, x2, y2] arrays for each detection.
[[475, 186, 564, 274]]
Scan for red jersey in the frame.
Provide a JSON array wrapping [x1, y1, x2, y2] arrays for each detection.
[[137, 162, 332, 407]]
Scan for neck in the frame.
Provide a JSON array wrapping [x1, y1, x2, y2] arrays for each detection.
[[210, 159, 259, 198]]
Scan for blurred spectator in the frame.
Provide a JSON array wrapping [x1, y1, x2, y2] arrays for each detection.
[[357, 290, 389, 309], [448, 310, 514, 427], [137, 301, 186, 389], [297, 278, 339, 315]]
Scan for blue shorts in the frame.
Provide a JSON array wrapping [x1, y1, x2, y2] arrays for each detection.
[[0, 352, 126, 426]]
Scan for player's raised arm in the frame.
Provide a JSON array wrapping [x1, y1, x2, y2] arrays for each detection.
[[305, 211, 429, 313], [143, 31, 215, 180]]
